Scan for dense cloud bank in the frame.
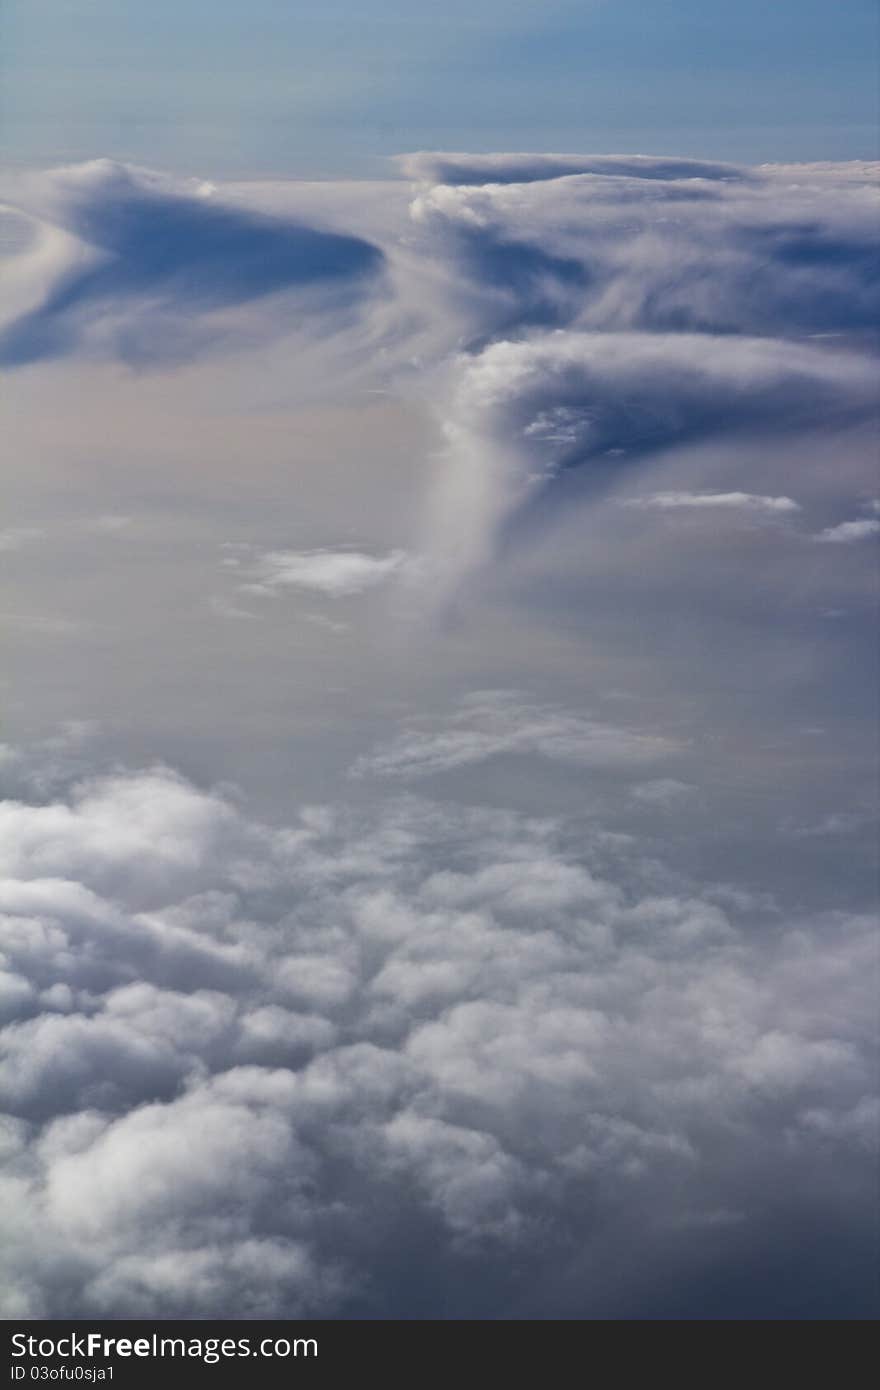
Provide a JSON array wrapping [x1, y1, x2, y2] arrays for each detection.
[[0, 754, 876, 1318]]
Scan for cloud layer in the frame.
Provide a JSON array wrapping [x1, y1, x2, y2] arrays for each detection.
[[3, 153, 877, 586], [1, 149, 877, 1320], [0, 754, 876, 1318]]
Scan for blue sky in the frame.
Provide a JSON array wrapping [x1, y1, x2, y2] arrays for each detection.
[[2, 0, 877, 175]]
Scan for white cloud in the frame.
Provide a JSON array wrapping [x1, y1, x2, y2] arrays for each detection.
[[3, 155, 878, 600], [242, 547, 409, 597], [0, 160, 386, 371], [0, 750, 875, 1317], [624, 491, 800, 513], [815, 518, 880, 544], [390, 157, 880, 588]]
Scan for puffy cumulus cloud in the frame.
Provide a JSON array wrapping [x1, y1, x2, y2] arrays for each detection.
[[238, 547, 410, 598], [351, 690, 681, 779], [0, 750, 876, 1317], [0, 160, 384, 368]]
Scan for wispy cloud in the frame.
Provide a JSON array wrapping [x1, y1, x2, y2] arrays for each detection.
[[630, 778, 696, 805], [241, 547, 409, 597], [624, 491, 800, 513], [0, 526, 47, 552], [352, 691, 682, 779], [814, 518, 880, 544], [0, 160, 384, 369]]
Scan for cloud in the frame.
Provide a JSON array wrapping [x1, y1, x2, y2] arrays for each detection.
[[1, 151, 878, 1319], [398, 152, 749, 187], [390, 156, 879, 584], [0, 160, 384, 367], [0, 527, 47, 553], [406, 157, 880, 340], [0, 517, 134, 558], [814, 518, 880, 543], [630, 779, 696, 805], [0, 748, 875, 1317], [351, 691, 682, 779], [420, 331, 876, 581], [241, 547, 410, 597], [624, 491, 800, 513], [786, 809, 877, 840], [2, 157, 877, 597]]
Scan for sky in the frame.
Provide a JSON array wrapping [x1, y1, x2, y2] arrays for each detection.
[[1, 0, 878, 174], [0, 4, 878, 1324]]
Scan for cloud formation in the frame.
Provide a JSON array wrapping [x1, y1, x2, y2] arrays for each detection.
[[1, 149, 877, 1320], [385, 153, 877, 585], [352, 691, 681, 779], [398, 152, 750, 187], [815, 518, 880, 544], [624, 492, 800, 513], [2, 153, 877, 588], [0, 161, 384, 367], [0, 748, 876, 1318], [239, 547, 410, 598], [421, 331, 876, 580]]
